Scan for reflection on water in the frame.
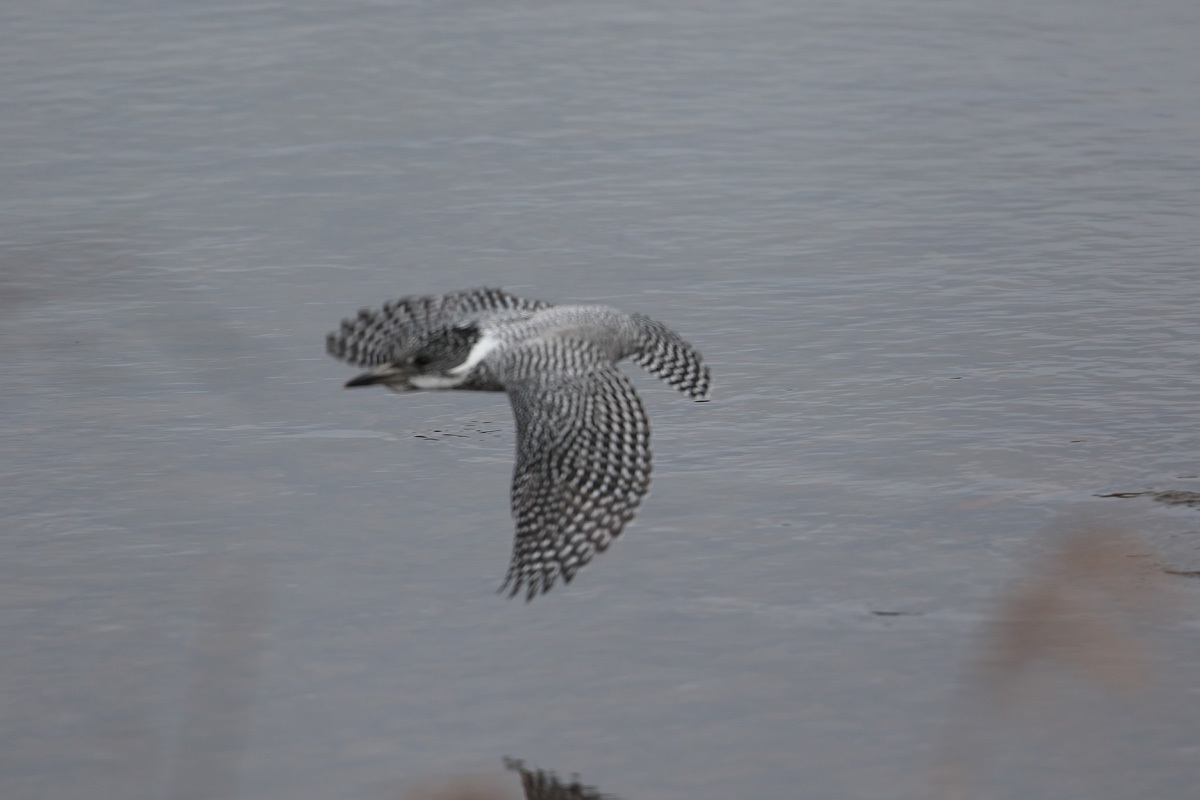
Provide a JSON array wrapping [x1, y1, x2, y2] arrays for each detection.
[[400, 759, 614, 800], [502, 759, 614, 800]]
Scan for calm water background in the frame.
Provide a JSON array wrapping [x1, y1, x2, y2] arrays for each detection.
[[2, 1, 1199, 798]]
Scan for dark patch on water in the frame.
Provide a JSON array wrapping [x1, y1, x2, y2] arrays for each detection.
[[1095, 489, 1200, 509]]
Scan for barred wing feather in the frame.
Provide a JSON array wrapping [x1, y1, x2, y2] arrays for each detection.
[[326, 287, 551, 367], [500, 339, 652, 600]]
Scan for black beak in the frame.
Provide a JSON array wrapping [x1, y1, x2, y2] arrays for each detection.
[[344, 373, 387, 388], [343, 363, 414, 389]]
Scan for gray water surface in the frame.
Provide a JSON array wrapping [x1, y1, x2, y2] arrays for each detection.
[[3, 2, 1199, 799]]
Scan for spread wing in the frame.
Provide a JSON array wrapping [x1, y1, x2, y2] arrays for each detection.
[[500, 338, 652, 600], [326, 287, 551, 367]]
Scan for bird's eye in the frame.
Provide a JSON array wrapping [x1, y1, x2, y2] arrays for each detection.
[[413, 354, 432, 368]]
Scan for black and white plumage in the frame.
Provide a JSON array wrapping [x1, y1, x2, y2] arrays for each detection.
[[327, 288, 710, 600]]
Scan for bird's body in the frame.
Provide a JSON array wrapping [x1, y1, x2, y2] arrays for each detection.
[[327, 288, 710, 599]]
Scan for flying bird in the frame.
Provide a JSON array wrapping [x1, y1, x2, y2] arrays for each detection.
[[326, 288, 710, 599]]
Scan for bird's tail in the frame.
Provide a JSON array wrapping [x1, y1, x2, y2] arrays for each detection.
[[629, 314, 711, 401]]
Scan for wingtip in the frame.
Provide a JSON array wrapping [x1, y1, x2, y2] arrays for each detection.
[[499, 573, 526, 601], [498, 570, 561, 602]]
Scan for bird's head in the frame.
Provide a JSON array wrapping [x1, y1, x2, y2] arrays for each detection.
[[344, 324, 481, 391]]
